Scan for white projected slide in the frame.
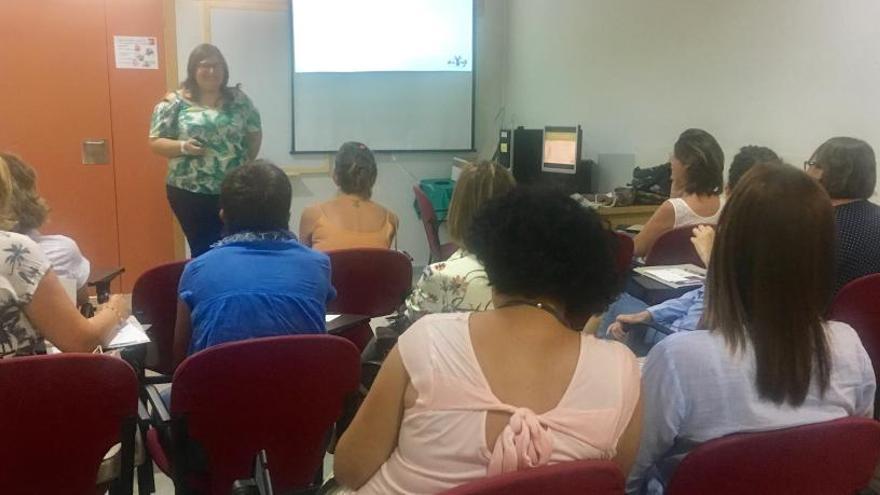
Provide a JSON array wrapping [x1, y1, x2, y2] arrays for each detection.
[[293, 0, 472, 73], [291, 0, 474, 151]]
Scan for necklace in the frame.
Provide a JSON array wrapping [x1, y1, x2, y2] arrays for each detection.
[[495, 299, 571, 328]]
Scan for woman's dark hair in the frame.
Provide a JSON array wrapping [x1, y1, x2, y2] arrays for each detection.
[[674, 128, 725, 195], [728, 145, 780, 191], [220, 160, 292, 234], [334, 141, 378, 199], [703, 164, 833, 406], [810, 137, 876, 200], [181, 43, 236, 103], [0, 153, 48, 233], [466, 187, 620, 328]]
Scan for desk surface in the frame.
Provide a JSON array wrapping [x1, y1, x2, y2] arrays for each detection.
[[596, 205, 660, 215]]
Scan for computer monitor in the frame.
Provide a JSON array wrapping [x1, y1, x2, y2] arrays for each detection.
[[542, 126, 581, 175]]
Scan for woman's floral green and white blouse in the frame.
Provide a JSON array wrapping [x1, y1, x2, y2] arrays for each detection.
[[149, 88, 262, 194], [405, 249, 493, 321], [0, 232, 50, 358]]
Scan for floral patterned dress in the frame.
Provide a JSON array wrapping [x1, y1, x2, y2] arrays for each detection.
[[0, 232, 50, 358], [149, 88, 262, 195], [404, 249, 493, 321]]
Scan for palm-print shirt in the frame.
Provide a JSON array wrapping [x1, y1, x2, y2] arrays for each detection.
[[149, 88, 262, 194], [405, 249, 493, 321], [0, 232, 50, 358]]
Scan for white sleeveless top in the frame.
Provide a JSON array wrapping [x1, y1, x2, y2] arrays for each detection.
[[350, 313, 641, 495], [669, 197, 723, 229]]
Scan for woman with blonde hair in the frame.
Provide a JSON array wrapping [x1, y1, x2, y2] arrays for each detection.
[[0, 154, 128, 356], [1, 153, 91, 295], [404, 160, 515, 320]]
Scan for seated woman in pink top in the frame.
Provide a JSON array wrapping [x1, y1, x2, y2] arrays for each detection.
[[335, 188, 642, 494]]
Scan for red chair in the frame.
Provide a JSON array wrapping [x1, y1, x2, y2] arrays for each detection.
[[326, 248, 413, 351], [644, 226, 706, 267], [146, 335, 360, 494], [666, 417, 880, 495], [612, 231, 634, 283], [132, 260, 188, 378], [441, 460, 625, 495], [414, 185, 458, 263], [828, 273, 880, 419], [0, 353, 138, 494]]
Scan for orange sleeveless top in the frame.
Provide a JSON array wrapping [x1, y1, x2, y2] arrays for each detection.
[[310, 208, 395, 251]]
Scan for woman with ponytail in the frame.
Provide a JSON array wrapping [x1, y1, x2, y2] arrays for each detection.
[[300, 142, 398, 250]]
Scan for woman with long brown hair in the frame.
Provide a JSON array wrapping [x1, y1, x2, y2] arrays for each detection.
[[149, 43, 262, 257], [627, 164, 875, 494]]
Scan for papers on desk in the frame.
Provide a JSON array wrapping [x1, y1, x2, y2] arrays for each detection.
[[634, 264, 706, 289], [325, 314, 340, 323], [45, 316, 150, 353], [106, 316, 150, 349]]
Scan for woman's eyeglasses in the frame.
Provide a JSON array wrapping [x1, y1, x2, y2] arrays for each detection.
[[197, 61, 222, 72], [803, 160, 818, 170]]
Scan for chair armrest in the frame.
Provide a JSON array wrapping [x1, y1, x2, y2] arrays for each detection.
[[87, 266, 125, 303], [145, 384, 171, 424]]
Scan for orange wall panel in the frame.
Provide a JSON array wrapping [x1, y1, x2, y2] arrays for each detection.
[[105, 0, 176, 291], [0, 0, 121, 272]]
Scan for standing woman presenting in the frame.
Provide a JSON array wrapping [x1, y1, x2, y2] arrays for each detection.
[[149, 44, 262, 257]]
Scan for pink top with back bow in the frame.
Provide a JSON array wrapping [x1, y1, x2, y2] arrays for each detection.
[[352, 313, 641, 495]]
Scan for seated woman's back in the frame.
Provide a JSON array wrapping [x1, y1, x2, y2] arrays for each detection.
[[804, 137, 880, 292], [634, 129, 725, 257], [335, 189, 641, 495], [304, 195, 397, 251], [405, 161, 516, 319], [668, 194, 721, 228], [628, 163, 876, 494], [355, 311, 638, 494], [300, 142, 398, 251]]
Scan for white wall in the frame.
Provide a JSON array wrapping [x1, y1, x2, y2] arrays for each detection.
[[174, 0, 508, 265], [503, 0, 880, 200]]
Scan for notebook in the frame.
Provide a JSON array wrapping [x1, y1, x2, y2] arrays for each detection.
[[634, 264, 706, 289]]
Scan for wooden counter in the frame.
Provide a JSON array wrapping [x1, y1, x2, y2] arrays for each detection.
[[596, 205, 659, 229]]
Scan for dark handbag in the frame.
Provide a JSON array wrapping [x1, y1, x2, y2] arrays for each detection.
[[629, 162, 672, 201]]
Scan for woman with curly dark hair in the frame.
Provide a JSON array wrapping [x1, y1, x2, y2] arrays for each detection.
[[334, 188, 642, 494]]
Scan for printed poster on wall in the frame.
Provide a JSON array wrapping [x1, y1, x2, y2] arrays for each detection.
[[114, 36, 159, 70]]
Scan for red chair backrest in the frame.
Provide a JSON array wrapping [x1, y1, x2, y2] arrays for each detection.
[[612, 231, 634, 282], [132, 260, 188, 376], [828, 273, 880, 418], [0, 353, 137, 494], [170, 335, 360, 494], [441, 460, 624, 495], [326, 248, 412, 317], [644, 226, 705, 267], [414, 184, 444, 260], [666, 417, 880, 495]]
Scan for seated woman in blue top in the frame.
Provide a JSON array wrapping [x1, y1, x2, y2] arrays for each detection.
[[172, 160, 336, 362], [627, 163, 875, 494]]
